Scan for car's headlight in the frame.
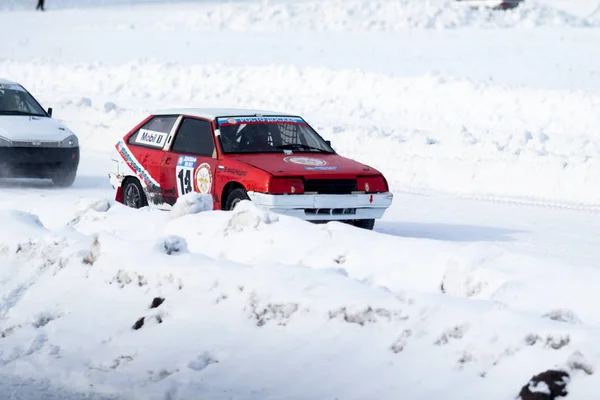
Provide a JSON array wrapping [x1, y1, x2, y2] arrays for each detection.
[[0, 136, 11, 147], [60, 134, 78, 148]]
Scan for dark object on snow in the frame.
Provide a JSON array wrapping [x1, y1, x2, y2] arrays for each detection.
[[36, 0, 45, 11], [517, 369, 570, 400], [150, 297, 165, 309], [456, 0, 523, 11], [132, 317, 145, 330]]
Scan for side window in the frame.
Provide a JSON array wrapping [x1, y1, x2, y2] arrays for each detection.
[[128, 115, 178, 149], [171, 118, 215, 157]]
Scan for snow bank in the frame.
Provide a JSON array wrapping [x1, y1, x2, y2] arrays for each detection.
[[1, 200, 599, 399], [3, 59, 600, 206], [168, 192, 213, 219], [120, 0, 600, 31], [0, 210, 46, 249], [2, 0, 599, 30]]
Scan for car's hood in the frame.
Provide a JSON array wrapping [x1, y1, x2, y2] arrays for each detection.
[[0, 116, 74, 142], [227, 153, 381, 178]]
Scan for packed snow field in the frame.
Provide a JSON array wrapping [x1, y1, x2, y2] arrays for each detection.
[[2, 0, 600, 399]]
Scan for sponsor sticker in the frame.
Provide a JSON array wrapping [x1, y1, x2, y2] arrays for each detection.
[[177, 155, 197, 168], [195, 163, 212, 194], [218, 116, 306, 126], [223, 167, 248, 177], [135, 128, 166, 148], [304, 166, 340, 171], [116, 140, 160, 189], [283, 156, 327, 166]]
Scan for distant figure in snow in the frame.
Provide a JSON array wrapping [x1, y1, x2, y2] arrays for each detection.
[[36, 0, 45, 11]]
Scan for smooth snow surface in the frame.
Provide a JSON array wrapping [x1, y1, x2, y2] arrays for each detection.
[[2, 0, 600, 399]]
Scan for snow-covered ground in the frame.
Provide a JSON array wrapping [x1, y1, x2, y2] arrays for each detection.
[[2, 0, 600, 399]]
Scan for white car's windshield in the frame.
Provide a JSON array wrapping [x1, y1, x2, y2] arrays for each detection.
[[217, 116, 334, 154], [0, 84, 47, 117]]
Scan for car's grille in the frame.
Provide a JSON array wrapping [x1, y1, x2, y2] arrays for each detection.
[[0, 147, 78, 164], [303, 179, 357, 194], [0, 147, 79, 178], [10, 140, 60, 148], [305, 208, 357, 216]]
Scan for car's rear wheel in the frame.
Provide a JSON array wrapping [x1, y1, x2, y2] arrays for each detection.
[[352, 219, 375, 230], [51, 168, 77, 187], [123, 178, 148, 209], [225, 188, 250, 210]]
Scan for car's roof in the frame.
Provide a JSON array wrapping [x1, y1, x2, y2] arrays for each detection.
[[151, 108, 298, 120], [0, 78, 20, 86]]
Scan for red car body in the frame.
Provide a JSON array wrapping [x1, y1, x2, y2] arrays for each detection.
[[108, 108, 393, 229]]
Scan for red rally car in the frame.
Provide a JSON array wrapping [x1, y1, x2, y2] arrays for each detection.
[[108, 108, 393, 229]]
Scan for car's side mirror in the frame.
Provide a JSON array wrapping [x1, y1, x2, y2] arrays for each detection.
[[325, 140, 331, 146], [47, 107, 53, 117]]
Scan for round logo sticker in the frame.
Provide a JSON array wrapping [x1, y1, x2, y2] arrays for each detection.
[[283, 156, 327, 166], [195, 163, 212, 194]]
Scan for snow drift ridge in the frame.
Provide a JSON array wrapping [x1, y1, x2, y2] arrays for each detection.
[[1, 0, 599, 30]]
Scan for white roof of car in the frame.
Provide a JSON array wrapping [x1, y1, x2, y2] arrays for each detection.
[[151, 108, 299, 120], [0, 78, 19, 85]]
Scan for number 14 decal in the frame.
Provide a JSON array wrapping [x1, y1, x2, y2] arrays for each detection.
[[176, 155, 197, 196], [177, 168, 193, 195]]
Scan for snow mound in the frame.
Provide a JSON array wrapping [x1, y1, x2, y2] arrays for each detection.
[[155, 235, 188, 255], [224, 200, 280, 234], [169, 192, 213, 219], [567, 351, 595, 376], [0, 210, 47, 250], [1, 201, 600, 399], [75, 198, 112, 213], [77, 97, 92, 108], [0, 209, 45, 229], [1, 0, 598, 30]]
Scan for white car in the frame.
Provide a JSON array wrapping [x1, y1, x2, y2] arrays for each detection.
[[0, 79, 79, 187]]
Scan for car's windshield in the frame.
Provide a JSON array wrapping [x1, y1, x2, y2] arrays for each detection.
[[217, 116, 334, 154], [0, 84, 47, 117]]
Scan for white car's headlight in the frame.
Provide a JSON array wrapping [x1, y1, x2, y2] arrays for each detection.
[[0, 136, 11, 147], [60, 134, 79, 148]]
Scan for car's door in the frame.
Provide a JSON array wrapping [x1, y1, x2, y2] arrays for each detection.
[[161, 116, 218, 206], [124, 114, 179, 202]]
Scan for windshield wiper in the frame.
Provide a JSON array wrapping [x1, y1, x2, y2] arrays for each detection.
[[0, 110, 45, 117], [276, 143, 330, 153]]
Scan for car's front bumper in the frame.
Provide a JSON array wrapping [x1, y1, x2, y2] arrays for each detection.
[[0, 147, 80, 178], [247, 191, 394, 221]]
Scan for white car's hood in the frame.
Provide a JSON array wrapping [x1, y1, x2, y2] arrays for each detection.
[[0, 115, 73, 142]]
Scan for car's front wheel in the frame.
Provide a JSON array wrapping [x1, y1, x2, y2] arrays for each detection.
[[123, 178, 148, 209], [51, 168, 77, 187], [225, 188, 250, 210]]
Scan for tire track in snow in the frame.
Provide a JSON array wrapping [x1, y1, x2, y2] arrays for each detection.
[[395, 187, 600, 214]]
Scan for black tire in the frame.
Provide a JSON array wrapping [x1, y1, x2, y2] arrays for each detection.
[[225, 188, 250, 210], [122, 178, 148, 209], [352, 219, 375, 230], [51, 169, 77, 187]]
